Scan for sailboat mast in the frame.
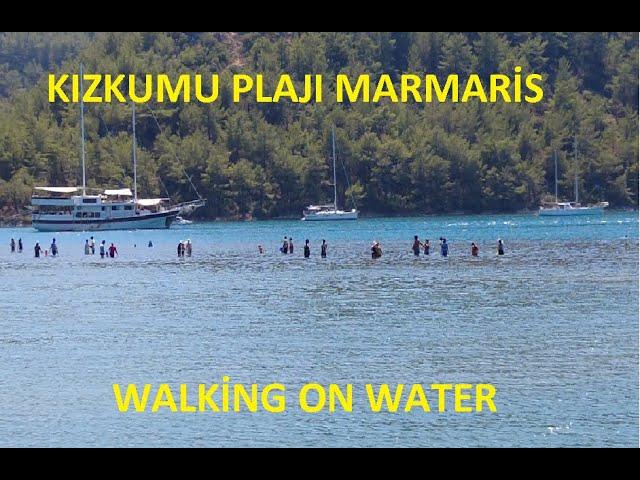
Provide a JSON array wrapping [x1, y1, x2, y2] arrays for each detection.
[[132, 103, 138, 203], [554, 150, 558, 203], [574, 137, 579, 204], [79, 63, 86, 196], [332, 125, 337, 213]]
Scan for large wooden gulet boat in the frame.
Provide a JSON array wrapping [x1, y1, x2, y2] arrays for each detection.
[[31, 66, 204, 232]]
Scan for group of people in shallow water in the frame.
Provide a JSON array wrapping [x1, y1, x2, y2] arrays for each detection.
[[82, 236, 118, 258], [11, 237, 119, 259], [270, 236, 329, 258], [9, 238, 23, 254], [177, 240, 192, 257], [264, 235, 504, 259], [11, 235, 506, 260], [30, 238, 59, 258], [9, 237, 176, 260], [408, 235, 504, 257]]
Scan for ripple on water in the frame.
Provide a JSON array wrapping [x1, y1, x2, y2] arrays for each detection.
[[0, 213, 637, 446]]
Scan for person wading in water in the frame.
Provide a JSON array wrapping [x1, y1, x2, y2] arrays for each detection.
[[440, 237, 448, 257], [412, 235, 422, 256], [371, 241, 382, 259]]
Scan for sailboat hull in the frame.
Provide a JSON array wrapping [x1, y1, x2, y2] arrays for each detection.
[[538, 206, 606, 216], [302, 210, 359, 221]]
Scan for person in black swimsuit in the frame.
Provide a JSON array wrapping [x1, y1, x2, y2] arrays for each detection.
[[412, 235, 421, 256]]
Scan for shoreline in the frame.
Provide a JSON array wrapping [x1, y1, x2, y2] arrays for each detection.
[[1, 208, 637, 228]]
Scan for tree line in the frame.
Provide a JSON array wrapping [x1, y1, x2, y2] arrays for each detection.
[[0, 32, 637, 219]]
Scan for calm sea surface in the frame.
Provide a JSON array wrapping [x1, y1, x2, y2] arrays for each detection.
[[0, 212, 638, 447]]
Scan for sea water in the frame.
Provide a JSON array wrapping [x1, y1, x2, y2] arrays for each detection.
[[0, 212, 637, 447]]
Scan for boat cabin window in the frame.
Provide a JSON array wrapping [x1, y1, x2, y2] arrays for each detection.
[[101, 206, 105, 211], [83, 198, 97, 204], [78, 212, 100, 218], [37, 206, 72, 215], [112, 206, 119, 210], [124, 205, 133, 211]]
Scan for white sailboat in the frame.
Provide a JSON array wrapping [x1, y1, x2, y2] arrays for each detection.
[[539, 141, 608, 216], [302, 126, 358, 221], [31, 65, 204, 232]]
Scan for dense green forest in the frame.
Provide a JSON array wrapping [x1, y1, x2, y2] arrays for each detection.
[[0, 32, 637, 219]]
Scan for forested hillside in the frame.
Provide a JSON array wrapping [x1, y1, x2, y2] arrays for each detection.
[[0, 32, 637, 219]]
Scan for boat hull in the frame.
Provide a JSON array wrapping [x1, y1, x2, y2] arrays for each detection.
[[538, 206, 606, 216], [32, 211, 178, 231], [302, 211, 359, 221]]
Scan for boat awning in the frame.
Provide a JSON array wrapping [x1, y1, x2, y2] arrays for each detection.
[[34, 186, 79, 194], [136, 198, 168, 207], [104, 188, 133, 196], [306, 204, 334, 210]]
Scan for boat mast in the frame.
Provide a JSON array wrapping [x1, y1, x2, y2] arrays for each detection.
[[554, 150, 558, 203], [79, 63, 86, 196], [332, 125, 337, 213], [132, 103, 138, 203], [574, 137, 579, 204]]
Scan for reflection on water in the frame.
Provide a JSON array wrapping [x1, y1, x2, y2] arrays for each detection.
[[0, 212, 638, 446]]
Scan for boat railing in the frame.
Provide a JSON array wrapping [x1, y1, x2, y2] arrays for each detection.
[[176, 199, 206, 216]]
